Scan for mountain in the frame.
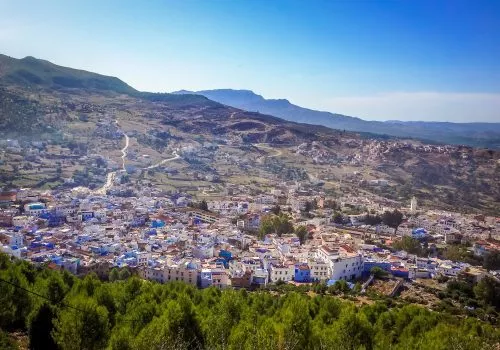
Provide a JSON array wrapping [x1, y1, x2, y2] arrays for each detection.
[[0, 54, 137, 94], [173, 89, 500, 149], [0, 55, 499, 215]]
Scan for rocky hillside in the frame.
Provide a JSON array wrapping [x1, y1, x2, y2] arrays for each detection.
[[174, 89, 500, 149], [0, 55, 499, 215]]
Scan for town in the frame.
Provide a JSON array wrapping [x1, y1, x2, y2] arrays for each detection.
[[1, 170, 499, 303]]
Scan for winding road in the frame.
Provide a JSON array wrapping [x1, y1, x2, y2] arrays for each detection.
[[72, 120, 129, 195], [93, 130, 129, 195], [120, 134, 129, 171], [144, 150, 180, 170], [254, 143, 283, 163]]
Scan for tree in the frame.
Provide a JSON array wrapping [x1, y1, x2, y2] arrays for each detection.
[[258, 214, 275, 239], [304, 201, 313, 213], [190, 200, 209, 212], [52, 297, 110, 350], [274, 213, 294, 237], [118, 268, 131, 281], [474, 276, 500, 310], [109, 268, 120, 282], [392, 236, 422, 255], [483, 251, 500, 271], [382, 209, 404, 234], [0, 329, 17, 350], [365, 213, 382, 226], [333, 212, 344, 225], [258, 213, 293, 239], [295, 225, 308, 245], [324, 199, 339, 210], [27, 303, 57, 350], [270, 205, 281, 215], [0, 267, 32, 328], [370, 266, 388, 279]]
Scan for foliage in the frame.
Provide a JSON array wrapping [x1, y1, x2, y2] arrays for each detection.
[[332, 212, 346, 225], [364, 213, 382, 226], [189, 200, 209, 212], [295, 225, 308, 245], [323, 199, 340, 210], [483, 250, 500, 271], [1, 253, 500, 350], [0, 328, 17, 350], [370, 266, 388, 279], [258, 213, 294, 239], [382, 209, 404, 233], [392, 236, 422, 255], [474, 276, 500, 310]]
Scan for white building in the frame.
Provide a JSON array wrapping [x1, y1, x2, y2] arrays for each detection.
[[24, 202, 47, 216], [315, 246, 364, 281], [269, 264, 295, 283], [308, 259, 330, 281]]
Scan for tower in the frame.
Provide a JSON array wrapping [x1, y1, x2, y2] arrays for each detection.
[[410, 196, 417, 213]]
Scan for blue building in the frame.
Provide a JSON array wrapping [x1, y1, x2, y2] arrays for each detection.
[[363, 261, 392, 275], [151, 219, 165, 228], [294, 264, 311, 283]]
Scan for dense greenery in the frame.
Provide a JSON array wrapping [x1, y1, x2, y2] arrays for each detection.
[[258, 213, 294, 238], [1, 253, 500, 349], [381, 209, 404, 234], [392, 236, 423, 255]]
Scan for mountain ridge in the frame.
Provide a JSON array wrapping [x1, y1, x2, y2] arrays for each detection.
[[173, 89, 500, 149]]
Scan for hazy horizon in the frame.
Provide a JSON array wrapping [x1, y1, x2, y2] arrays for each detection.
[[1, 0, 499, 122]]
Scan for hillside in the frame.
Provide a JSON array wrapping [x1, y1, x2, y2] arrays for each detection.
[[0, 54, 137, 94], [173, 89, 500, 149], [0, 55, 499, 215]]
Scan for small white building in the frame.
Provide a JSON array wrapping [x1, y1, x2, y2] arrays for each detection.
[[269, 264, 294, 283]]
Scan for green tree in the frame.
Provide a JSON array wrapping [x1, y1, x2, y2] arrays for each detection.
[[382, 209, 404, 234], [483, 251, 500, 271], [270, 205, 281, 215], [332, 212, 345, 225], [52, 297, 110, 350], [109, 268, 119, 282], [0, 267, 32, 328], [275, 213, 294, 236], [370, 266, 388, 279], [27, 303, 57, 350], [474, 276, 500, 310], [258, 214, 275, 239], [295, 225, 308, 245], [365, 213, 382, 226], [118, 268, 131, 281]]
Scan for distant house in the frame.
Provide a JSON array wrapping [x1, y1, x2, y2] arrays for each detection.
[[0, 192, 16, 208], [24, 202, 47, 216], [294, 263, 311, 283], [269, 264, 294, 283], [188, 209, 219, 224], [230, 270, 252, 289]]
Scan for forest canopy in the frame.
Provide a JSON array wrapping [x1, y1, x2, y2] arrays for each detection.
[[0, 253, 499, 350]]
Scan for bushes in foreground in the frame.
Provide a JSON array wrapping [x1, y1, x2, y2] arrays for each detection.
[[0, 253, 499, 349]]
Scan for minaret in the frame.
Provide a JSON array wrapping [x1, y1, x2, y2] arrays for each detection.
[[410, 196, 417, 213]]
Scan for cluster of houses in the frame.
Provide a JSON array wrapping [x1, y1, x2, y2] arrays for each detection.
[[0, 184, 499, 290]]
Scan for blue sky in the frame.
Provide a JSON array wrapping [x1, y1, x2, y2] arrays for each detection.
[[1, 0, 499, 122]]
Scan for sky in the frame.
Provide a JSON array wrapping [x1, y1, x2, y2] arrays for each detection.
[[1, 0, 500, 122]]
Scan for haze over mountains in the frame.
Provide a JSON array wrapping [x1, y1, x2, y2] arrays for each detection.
[[0, 53, 499, 149], [173, 89, 500, 149]]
